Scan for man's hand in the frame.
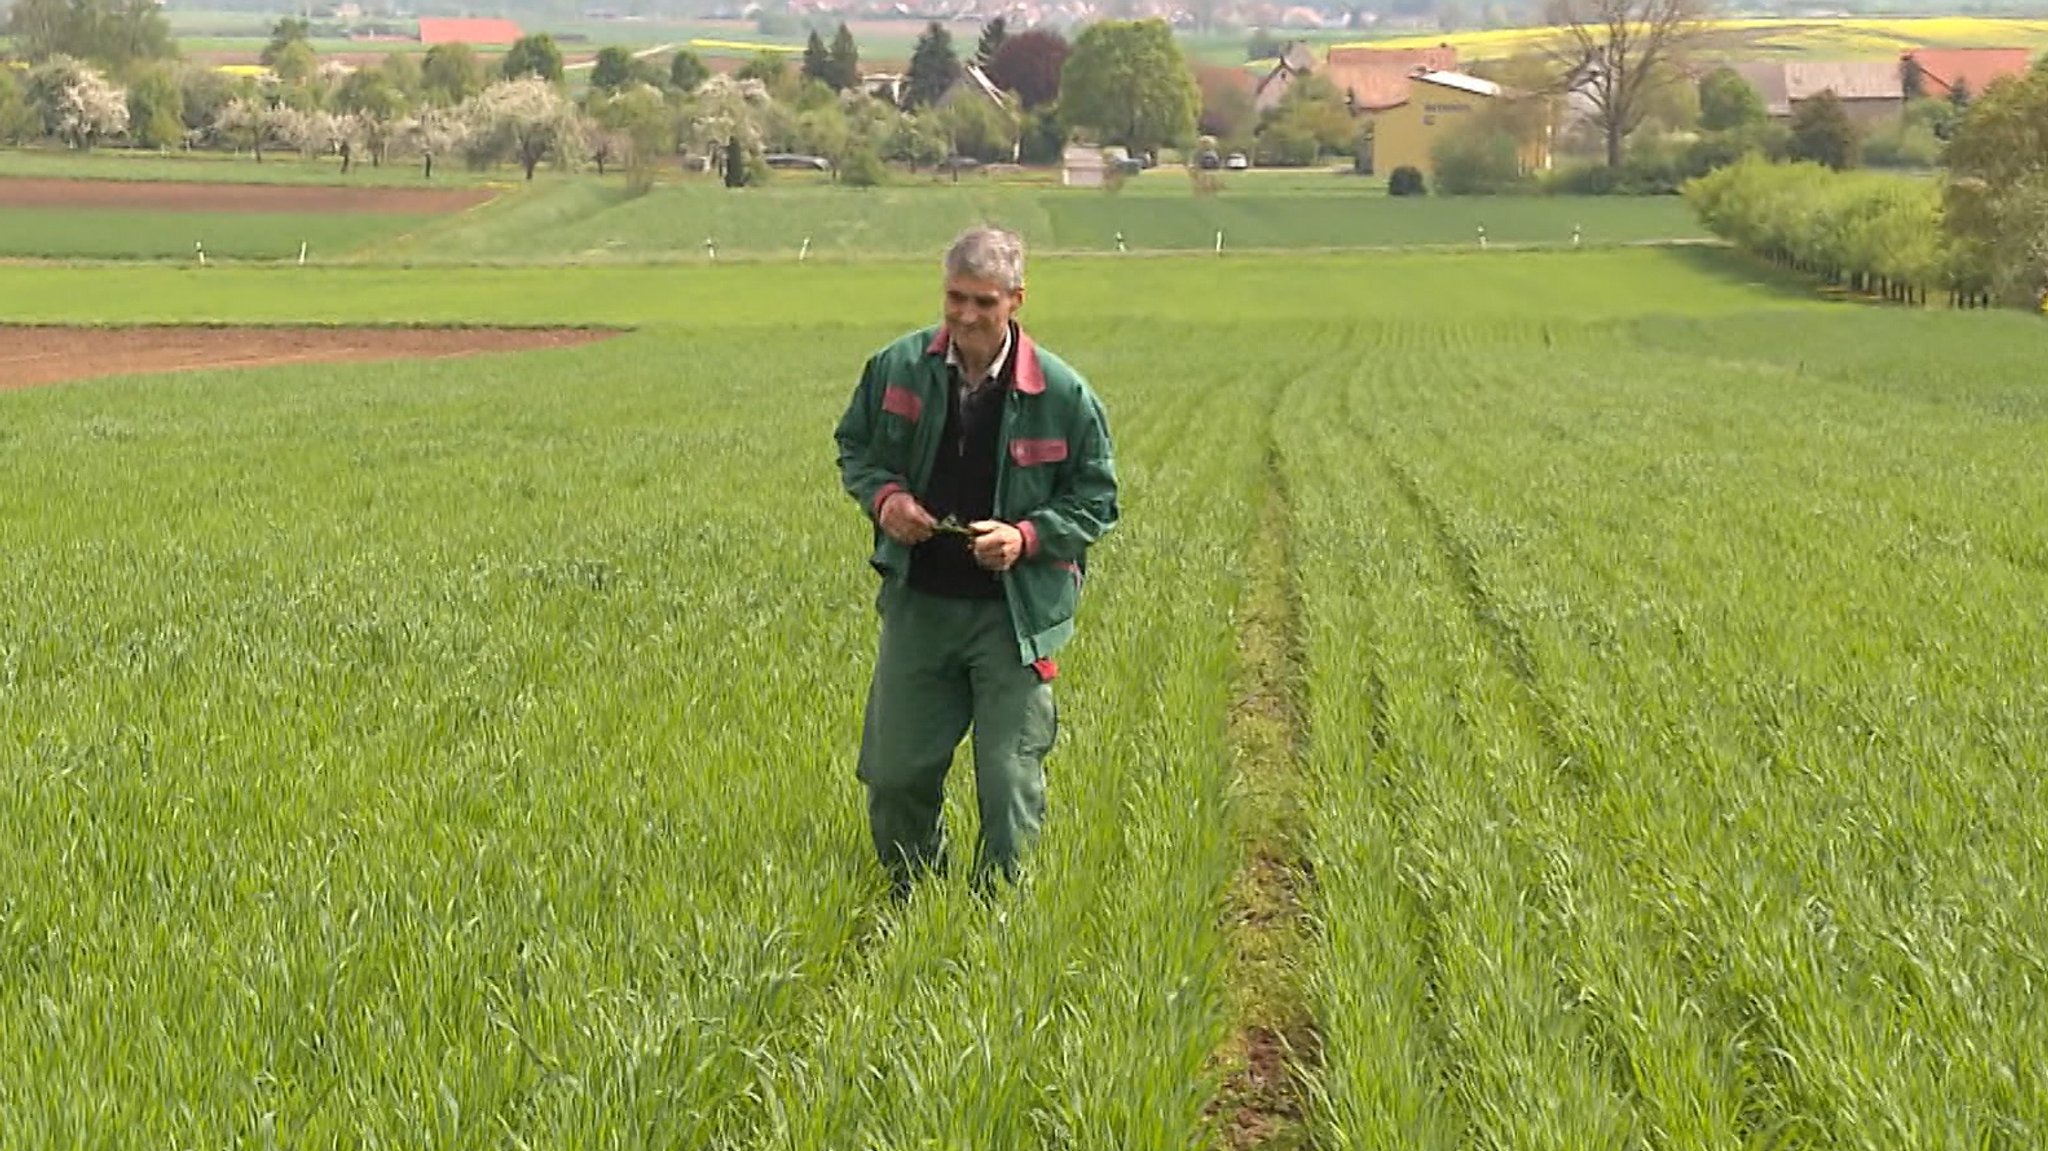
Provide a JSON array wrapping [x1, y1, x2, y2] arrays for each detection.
[[969, 520, 1025, 572], [879, 491, 937, 545]]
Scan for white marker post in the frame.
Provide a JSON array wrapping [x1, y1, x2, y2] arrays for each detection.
[[1477, 224, 1488, 250], [195, 241, 207, 267], [799, 236, 811, 262], [705, 237, 717, 262], [1573, 225, 1583, 249], [1215, 230, 1224, 256], [1115, 231, 1126, 253], [298, 241, 308, 266]]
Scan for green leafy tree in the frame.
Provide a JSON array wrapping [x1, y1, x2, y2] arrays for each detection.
[[736, 50, 796, 102], [379, 51, 422, 103], [974, 17, 1007, 70], [1901, 56, 1925, 101], [1259, 72, 1351, 156], [593, 84, 671, 192], [260, 17, 310, 68], [1699, 66, 1766, 132], [1431, 118, 1526, 192], [177, 65, 233, 139], [501, 34, 564, 84], [0, 70, 42, 143], [887, 110, 950, 169], [940, 91, 1018, 162], [670, 48, 709, 93], [270, 39, 318, 89], [5, 0, 176, 73], [828, 23, 860, 91], [1059, 18, 1198, 157], [1943, 62, 2048, 306], [421, 43, 484, 106], [904, 21, 959, 109], [124, 61, 183, 147], [1017, 102, 1064, 163], [1789, 89, 1859, 171], [590, 46, 641, 94], [801, 30, 834, 90]]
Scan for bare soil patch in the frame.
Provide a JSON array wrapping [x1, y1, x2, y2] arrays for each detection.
[[0, 177, 495, 215], [0, 326, 615, 390]]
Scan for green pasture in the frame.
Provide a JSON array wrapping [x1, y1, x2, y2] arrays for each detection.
[[0, 247, 1799, 326], [367, 178, 1703, 262], [3, 247, 2045, 1147], [0, 207, 437, 261], [0, 148, 507, 188]]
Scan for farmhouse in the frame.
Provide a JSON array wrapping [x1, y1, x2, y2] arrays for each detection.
[[1732, 60, 1904, 125], [1255, 42, 1459, 115], [416, 17, 524, 46], [936, 63, 1008, 111], [1251, 41, 1317, 112], [1899, 47, 2034, 100], [1359, 70, 1551, 179]]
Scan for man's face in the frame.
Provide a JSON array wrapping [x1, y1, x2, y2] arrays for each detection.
[[943, 275, 1023, 358]]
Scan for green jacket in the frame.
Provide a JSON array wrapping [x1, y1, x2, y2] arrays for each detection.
[[835, 323, 1119, 666]]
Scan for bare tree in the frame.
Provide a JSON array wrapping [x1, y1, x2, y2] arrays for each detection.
[[1544, 0, 1710, 167]]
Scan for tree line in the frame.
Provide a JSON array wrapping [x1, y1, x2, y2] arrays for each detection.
[[1686, 57, 2048, 313], [0, 0, 1211, 186]]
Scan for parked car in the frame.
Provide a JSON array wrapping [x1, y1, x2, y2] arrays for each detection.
[[1224, 152, 1250, 170], [1110, 156, 1144, 176], [763, 153, 831, 171], [1196, 150, 1222, 170]]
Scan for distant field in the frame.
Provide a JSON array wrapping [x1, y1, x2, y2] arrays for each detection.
[[0, 208, 436, 261], [1344, 16, 2048, 60], [367, 178, 1702, 263], [0, 148, 506, 189]]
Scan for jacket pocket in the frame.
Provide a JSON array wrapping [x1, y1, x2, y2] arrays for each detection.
[[881, 384, 923, 422], [1009, 438, 1067, 467]]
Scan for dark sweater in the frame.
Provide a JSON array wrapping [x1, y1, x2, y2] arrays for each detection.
[[907, 346, 1012, 600]]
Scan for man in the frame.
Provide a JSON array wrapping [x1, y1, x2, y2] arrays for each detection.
[[833, 225, 1119, 894]]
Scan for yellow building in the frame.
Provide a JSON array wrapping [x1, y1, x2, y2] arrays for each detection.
[[1361, 71, 1552, 180]]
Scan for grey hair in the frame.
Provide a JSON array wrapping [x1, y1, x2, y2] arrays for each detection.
[[943, 226, 1026, 291]]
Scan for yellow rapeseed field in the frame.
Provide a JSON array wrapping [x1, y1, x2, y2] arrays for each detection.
[[1336, 16, 2048, 60]]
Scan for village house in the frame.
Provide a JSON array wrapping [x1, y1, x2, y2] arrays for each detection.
[[1731, 60, 1904, 126], [1899, 47, 2035, 100], [415, 17, 524, 46], [1359, 69, 1551, 178]]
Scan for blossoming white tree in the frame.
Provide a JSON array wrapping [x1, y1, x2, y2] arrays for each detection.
[[679, 73, 770, 178], [396, 105, 470, 178], [27, 57, 128, 148], [464, 76, 584, 180], [212, 96, 299, 162]]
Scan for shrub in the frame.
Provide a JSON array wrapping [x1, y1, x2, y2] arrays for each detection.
[[839, 144, 886, 186], [1430, 127, 1527, 195], [1388, 166, 1426, 196]]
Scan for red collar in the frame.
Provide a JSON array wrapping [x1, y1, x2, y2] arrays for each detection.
[[927, 326, 1046, 394]]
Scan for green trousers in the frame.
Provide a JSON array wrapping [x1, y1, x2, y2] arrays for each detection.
[[857, 582, 1058, 891]]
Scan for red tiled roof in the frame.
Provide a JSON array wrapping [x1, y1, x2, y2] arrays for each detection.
[[1902, 47, 2033, 98], [417, 17, 524, 46], [1325, 44, 1458, 73], [1320, 61, 1426, 111], [1316, 45, 1458, 110]]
